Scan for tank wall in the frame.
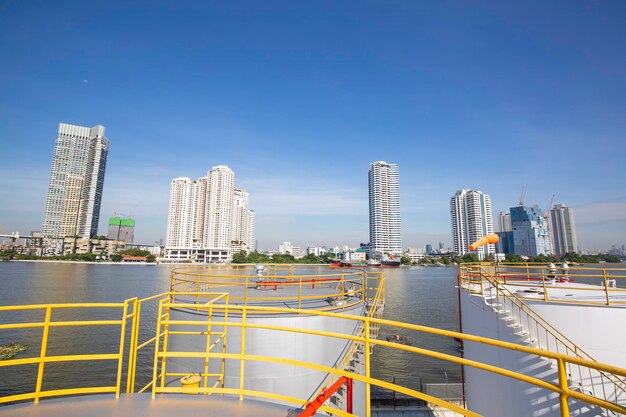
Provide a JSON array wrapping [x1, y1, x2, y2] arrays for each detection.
[[460, 291, 598, 417], [166, 305, 367, 416], [526, 300, 626, 369]]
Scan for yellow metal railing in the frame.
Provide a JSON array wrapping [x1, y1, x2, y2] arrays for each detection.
[[170, 264, 368, 311], [2, 293, 626, 416], [140, 299, 626, 417], [0, 300, 134, 404], [480, 263, 626, 306], [459, 263, 626, 409], [312, 270, 385, 412]]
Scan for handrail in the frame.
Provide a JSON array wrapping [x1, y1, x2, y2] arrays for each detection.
[[459, 263, 626, 408], [0, 300, 133, 405], [2, 290, 626, 416], [170, 264, 369, 311], [145, 299, 626, 417], [308, 271, 384, 412]]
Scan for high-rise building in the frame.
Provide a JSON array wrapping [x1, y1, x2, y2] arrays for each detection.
[[425, 244, 433, 255], [42, 123, 109, 238], [107, 217, 135, 243], [450, 189, 495, 258], [368, 161, 401, 257], [231, 188, 255, 253], [498, 211, 512, 232], [165, 166, 254, 262], [510, 205, 551, 257], [550, 204, 578, 256]]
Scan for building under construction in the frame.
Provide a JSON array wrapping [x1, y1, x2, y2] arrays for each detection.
[[107, 216, 135, 243]]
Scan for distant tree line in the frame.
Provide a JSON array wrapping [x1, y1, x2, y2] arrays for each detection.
[[399, 252, 622, 266], [0, 248, 156, 263], [231, 251, 337, 264]]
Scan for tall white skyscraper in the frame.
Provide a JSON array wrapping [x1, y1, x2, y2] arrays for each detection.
[[203, 166, 235, 249], [165, 166, 255, 262], [42, 123, 109, 238], [231, 188, 255, 253], [498, 211, 512, 232], [550, 204, 578, 256], [165, 177, 197, 250], [450, 189, 494, 258], [368, 161, 401, 257]]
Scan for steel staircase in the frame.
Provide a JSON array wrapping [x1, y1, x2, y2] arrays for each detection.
[[471, 267, 626, 416]]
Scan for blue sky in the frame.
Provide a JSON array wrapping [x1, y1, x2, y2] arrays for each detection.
[[1, 1, 625, 251]]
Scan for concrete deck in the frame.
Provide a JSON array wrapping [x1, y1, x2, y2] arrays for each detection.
[[0, 394, 323, 417]]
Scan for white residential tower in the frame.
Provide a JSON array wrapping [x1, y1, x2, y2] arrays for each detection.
[[368, 161, 401, 257], [450, 189, 494, 258]]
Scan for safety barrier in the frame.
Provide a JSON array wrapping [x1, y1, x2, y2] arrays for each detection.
[[170, 264, 368, 310], [0, 301, 133, 404], [472, 263, 626, 306]]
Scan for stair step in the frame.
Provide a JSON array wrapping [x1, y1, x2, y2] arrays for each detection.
[[515, 331, 529, 336], [523, 339, 538, 345]]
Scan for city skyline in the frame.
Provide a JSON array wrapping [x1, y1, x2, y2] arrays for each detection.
[[1, 2, 626, 251]]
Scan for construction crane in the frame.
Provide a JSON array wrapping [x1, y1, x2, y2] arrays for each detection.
[[544, 194, 556, 255], [519, 185, 528, 207]]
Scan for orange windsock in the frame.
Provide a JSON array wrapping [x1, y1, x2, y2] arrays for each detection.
[[469, 234, 500, 251]]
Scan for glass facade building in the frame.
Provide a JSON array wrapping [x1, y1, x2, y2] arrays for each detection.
[[42, 123, 109, 238]]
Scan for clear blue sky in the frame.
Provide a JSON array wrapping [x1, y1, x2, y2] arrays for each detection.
[[1, 1, 625, 251]]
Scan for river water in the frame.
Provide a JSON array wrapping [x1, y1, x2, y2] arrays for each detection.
[[0, 262, 461, 398]]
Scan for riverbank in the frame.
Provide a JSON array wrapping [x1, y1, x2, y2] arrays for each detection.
[[4, 259, 156, 265]]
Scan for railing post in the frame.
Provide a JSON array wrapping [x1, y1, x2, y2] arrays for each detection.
[[128, 298, 142, 393], [116, 299, 130, 398], [239, 308, 247, 400], [346, 377, 353, 415], [298, 278, 302, 309], [34, 306, 52, 404], [542, 269, 548, 301], [151, 299, 165, 399], [365, 320, 371, 417], [603, 269, 610, 306], [557, 358, 570, 417], [203, 306, 213, 392]]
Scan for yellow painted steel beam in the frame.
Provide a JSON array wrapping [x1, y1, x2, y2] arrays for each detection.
[[0, 386, 118, 404], [0, 353, 120, 367]]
